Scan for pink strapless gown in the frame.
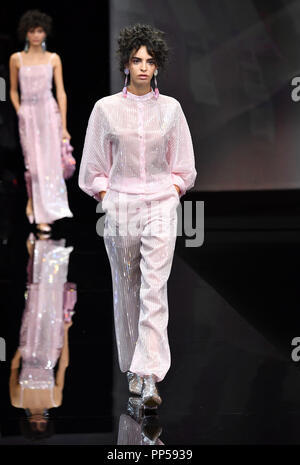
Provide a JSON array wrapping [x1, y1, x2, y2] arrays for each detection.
[[17, 51, 73, 224]]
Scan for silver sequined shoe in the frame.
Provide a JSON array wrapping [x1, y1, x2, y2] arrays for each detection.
[[127, 396, 145, 422], [142, 374, 162, 408], [126, 371, 144, 396]]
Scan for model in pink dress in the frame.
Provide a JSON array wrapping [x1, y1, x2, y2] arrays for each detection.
[[9, 11, 73, 233], [9, 232, 76, 434]]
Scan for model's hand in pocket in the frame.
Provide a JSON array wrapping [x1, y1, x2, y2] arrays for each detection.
[[99, 191, 106, 201], [173, 184, 180, 194]]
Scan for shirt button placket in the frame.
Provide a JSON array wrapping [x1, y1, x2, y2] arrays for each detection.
[[138, 102, 146, 186]]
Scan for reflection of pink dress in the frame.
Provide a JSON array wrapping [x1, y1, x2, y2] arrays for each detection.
[[18, 236, 74, 401], [17, 51, 73, 224]]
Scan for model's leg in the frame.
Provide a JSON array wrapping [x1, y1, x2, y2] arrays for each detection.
[[129, 191, 179, 383], [103, 190, 142, 373], [24, 170, 34, 224]]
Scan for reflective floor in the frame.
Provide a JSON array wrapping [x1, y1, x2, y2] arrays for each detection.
[[1, 198, 300, 445]]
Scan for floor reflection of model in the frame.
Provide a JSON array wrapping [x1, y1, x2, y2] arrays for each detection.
[[9, 232, 76, 439]]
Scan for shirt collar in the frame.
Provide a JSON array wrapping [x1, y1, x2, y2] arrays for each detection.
[[125, 87, 155, 101]]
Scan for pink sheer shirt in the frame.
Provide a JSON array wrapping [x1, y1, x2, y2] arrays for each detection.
[[78, 88, 197, 201]]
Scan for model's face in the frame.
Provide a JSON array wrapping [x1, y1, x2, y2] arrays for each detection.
[[127, 45, 157, 87], [26, 26, 46, 46]]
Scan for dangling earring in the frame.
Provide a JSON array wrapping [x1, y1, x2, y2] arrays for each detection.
[[154, 69, 159, 99], [122, 68, 129, 98], [24, 37, 29, 53], [42, 39, 47, 52]]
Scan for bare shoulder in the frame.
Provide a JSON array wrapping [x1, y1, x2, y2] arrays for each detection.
[[51, 52, 62, 67], [10, 51, 19, 59], [9, 52, 20, 66]]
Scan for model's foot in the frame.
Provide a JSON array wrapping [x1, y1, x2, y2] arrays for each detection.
[[26, 198, 34, 224], [127, 371, 144, 396], [142, 375, 162, 408], [127, 397, 145, 422], [36, 231, 51, 240], [36, 223, 52, 233]]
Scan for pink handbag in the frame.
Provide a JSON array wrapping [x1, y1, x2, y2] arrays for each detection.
[[61, 138, 76, 179]]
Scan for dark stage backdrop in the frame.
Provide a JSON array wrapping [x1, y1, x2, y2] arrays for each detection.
[[110, 0, 300, 191]]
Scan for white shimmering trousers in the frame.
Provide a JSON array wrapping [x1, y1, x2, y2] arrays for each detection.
[[102, 185, 180, 383]]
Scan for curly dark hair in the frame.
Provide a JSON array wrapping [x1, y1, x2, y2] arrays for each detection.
[[116, 23, 170, 84], [19, 415, 55, 441], [17, 9, 53, 42]]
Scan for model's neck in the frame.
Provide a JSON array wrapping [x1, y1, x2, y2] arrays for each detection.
[[127, 85, 152, 96], [26, 45, 45, 54]]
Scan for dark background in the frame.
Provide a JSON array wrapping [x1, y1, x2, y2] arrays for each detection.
[[110, 0, 300, 191]]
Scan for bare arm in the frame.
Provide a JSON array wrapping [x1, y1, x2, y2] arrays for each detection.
[[9, 369, 21, 407], [9, 53, 20, 114], [53, 54, 69, 136], [11, 348, 21, 369], [55, 323, 71, 389], [9, 349, 21, 407]]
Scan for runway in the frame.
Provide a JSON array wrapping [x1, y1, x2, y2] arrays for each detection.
[[1, 190, 300, 445]]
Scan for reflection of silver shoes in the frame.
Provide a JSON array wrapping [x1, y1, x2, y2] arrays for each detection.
[[127, 396, 144, 423], [142, 414, 162, 443], [126, 371, 144, 396], [36, 231, 51, 240], [36, 223, 52, 233], [142, 375, 162, 408]]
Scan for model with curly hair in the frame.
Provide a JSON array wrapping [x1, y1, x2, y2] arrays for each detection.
[[79, 23, 197, 408], [9, 9, 73, 233]]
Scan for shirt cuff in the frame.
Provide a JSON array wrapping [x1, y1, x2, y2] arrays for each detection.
[[171, 174, 186, 198], [91, 176, 109, 201]]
